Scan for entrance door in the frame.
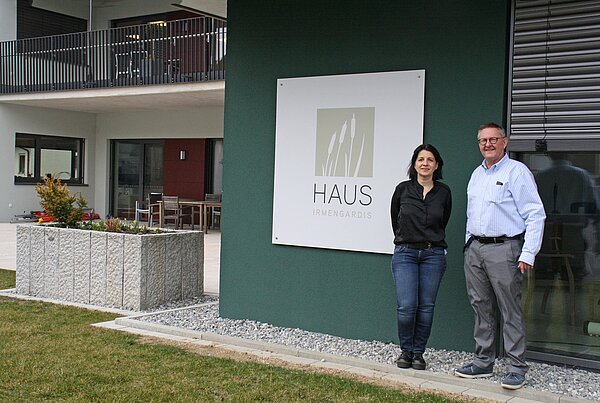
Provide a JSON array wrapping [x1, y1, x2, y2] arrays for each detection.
[[111, 140, 163, 218]]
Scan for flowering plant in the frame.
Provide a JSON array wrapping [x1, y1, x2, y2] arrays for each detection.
[[78, 218, 161, 234]]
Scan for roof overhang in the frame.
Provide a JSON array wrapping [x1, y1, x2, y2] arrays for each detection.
[[31, 0, 227, 20], [173, 0, 227, 19], [0, 81, 224, 114]]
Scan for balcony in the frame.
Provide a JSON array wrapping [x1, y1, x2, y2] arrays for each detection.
[[0, 17, 226, 94]]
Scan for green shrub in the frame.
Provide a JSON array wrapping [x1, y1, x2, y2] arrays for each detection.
[[35, 176, 163, 234], [35, 174, 88, 228]]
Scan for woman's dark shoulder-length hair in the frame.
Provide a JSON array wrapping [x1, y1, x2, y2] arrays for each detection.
[[407, 144, 444, 181]]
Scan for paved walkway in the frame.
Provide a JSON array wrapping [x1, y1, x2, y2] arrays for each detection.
[[93, 308, 589, 403], [0, 223, 16, 270], [0, 223, 591, 402]]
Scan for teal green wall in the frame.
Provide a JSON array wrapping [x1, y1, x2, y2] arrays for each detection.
[[221, 0, 510, 351]]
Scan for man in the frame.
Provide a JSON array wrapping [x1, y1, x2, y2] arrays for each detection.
[[455, 122, 545, 390]]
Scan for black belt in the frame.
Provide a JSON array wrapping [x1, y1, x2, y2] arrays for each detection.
[[401, 242, 437, 250], [473, 234, 523, 244]]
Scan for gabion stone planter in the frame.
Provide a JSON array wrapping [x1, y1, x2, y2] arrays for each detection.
[[16, 225, 203, 311]]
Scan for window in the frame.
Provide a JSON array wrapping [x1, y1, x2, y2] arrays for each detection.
[[17, 154, 26, 175], [513, 150, 600, 369], [14, 133, 84, 184], [110, 140, 163, 218], [509, 0, 600, 370]]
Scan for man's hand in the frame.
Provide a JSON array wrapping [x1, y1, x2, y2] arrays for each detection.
[[518, 261, 533, 273]]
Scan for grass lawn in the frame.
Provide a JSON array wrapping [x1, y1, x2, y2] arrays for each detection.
[[0, 268, 15, 289], [0, 269, 461, 402]]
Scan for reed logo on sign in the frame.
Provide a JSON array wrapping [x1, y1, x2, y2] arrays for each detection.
[[313, 107, 375, 209], [315, 108, 375, 178]]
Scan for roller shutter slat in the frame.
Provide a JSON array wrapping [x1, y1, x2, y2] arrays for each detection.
[[510, 0, 600, 139]]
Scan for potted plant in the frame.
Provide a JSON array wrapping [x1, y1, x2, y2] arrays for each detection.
[[16, 175, 203, 310]]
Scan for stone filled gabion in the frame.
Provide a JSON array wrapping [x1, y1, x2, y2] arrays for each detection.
[[140, 301, 600, 402]]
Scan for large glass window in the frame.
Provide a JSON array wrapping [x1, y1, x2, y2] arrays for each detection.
[[509, 0, 600, 369], [14, 133, 84, 184], [110, 140, 163, 219], [515, 151, 600, 366]]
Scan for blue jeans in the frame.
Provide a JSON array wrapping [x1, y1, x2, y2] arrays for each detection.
[[391, 245, 446, 354]]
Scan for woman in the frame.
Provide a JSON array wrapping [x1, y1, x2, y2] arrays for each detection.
[[390, 144, 452, 370]]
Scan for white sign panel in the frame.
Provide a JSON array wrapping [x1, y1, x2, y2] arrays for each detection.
[[273, 70, 425, 254]]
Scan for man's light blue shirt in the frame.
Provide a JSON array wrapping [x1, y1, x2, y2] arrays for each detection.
[[466, 154, 546, 265]]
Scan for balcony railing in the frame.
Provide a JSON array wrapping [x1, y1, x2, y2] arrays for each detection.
[[0, 17, 226, 94]]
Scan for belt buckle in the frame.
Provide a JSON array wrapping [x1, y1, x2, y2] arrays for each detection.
[[425, 242, 432, 249]]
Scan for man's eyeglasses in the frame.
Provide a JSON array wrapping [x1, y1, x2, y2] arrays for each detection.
[[477, 137, 504, 146]]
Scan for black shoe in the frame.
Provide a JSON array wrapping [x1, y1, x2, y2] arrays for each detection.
[[395, 351, 413, 369], [412, 353, 426, 370]]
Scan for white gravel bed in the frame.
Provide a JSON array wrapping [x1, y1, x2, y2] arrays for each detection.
[[0, 288, 218, 313], [139, 301, 600, 401], [138, 295, 219, 313]]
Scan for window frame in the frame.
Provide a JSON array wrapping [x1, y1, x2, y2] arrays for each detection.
[[14, 132, 85, 185]]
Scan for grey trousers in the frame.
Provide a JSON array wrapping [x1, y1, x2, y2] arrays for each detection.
[[464, 239, 529, 375]]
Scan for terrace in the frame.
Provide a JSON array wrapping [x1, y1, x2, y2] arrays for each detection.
[[0, 16, 226, 94]]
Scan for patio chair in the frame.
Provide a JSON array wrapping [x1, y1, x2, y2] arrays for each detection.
[[135, 192, 162, 226], [162, 195, 191, 229], [204, 193, 222, 229]]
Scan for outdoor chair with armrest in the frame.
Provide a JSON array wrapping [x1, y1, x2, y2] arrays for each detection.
[[162, 195, 191, 229], [135, 192, 162, 226], [204, 193, 222, 229]]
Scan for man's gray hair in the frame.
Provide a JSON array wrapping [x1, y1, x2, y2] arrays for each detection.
[[477, 122, 506, 139]]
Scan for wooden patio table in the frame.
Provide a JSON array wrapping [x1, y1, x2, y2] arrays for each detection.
[[158, 199, 221, 233]]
